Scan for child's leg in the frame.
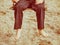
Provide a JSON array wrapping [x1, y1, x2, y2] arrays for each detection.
[[31, 6, 45, 30], [31, 2, 45, 30], [14, 7, 23, 29], [36, 8, 44, 30]]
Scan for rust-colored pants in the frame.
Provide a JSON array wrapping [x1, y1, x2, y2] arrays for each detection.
[[13, 0, 45, 30]]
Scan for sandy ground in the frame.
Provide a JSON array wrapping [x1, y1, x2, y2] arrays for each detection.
[[0, 0, 60, 45]]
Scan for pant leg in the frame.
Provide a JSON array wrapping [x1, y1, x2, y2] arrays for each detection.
[[36, 8, 45, 30], [14, 6, 23, 30], [31, 4, 45, 30], [14, 0, 31, 30]]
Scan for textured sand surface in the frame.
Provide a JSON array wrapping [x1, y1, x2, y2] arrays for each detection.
[[0, 0, 60, 45]]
